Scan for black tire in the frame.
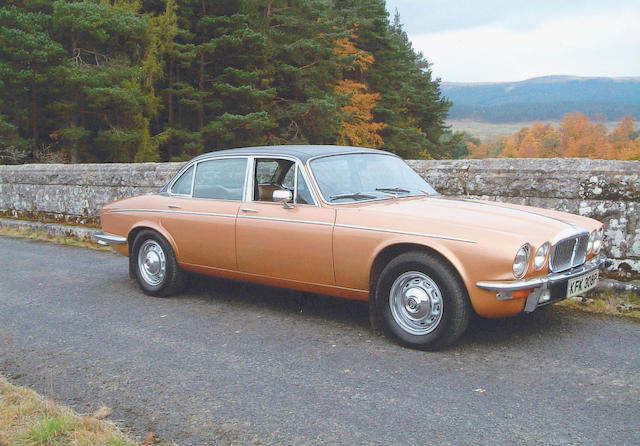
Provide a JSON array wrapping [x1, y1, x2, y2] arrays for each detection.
[[374, 251, 470, 350], [131, 230, 185, 297]]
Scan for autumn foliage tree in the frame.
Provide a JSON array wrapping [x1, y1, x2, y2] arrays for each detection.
[[467, 113, 640, 160], [334, 30, 385, 148]]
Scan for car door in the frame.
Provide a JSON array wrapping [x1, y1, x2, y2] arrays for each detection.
[[160, 156, 248, 270], [235, 157, 335, 285]]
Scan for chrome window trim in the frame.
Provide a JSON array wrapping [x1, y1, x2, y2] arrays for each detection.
[[242, 156, 255, 202], [293, 163, 299, 203]]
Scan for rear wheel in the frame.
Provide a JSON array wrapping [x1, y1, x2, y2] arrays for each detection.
[[375, 251, 470, 350], [132, 230, 185, 297]]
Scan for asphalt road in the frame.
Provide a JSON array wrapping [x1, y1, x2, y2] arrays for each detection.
[[1, 236, 639, 445]]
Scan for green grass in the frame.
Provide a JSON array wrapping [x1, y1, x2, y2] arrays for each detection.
[[16, 414, 79, 445], [0, 225, 110, 251], [0, 375, 140, 446], [558, 290, 640, 320]]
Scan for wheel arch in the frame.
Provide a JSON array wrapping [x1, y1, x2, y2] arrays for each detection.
[[368, 242, 473, 328], [127, 223, 179, 278], [369, 243, 467, 292]]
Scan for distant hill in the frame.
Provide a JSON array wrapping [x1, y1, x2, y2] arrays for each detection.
[[442, 76, 640, 123]]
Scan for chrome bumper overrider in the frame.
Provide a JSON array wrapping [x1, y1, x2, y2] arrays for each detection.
[[93, 231, 127, 246], [476, 254, 609, 312]]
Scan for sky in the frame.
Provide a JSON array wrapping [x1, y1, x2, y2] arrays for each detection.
[[384, 0, 640, 83]]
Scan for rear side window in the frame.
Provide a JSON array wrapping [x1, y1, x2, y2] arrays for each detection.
[[193, 158, 247, 200], [170, 165, 194, 195]]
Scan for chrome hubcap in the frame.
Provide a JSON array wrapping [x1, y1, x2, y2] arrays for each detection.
[[138, 240, 166, 286], [389, 271, 443, 335]]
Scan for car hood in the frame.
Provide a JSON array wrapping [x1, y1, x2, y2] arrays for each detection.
[[334, 196, 597, 246]]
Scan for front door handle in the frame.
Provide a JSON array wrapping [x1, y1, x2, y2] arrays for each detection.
[[240, 208, 258, 213], [168, 204, 181, 209]]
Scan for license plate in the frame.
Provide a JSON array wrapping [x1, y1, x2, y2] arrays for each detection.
[[566, 270, 599, 298]]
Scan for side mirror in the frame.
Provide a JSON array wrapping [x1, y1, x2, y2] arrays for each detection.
[[272, 189, 294, 209]]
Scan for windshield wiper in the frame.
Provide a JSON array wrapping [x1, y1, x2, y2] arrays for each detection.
[[375, 187, 412, 194], [329, 192, 378, 201]]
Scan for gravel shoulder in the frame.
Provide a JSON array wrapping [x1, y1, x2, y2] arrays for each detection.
[[1, 236, 639, 445]]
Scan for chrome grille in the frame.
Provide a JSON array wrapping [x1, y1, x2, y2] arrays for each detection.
[[549, 232, 589, 272]]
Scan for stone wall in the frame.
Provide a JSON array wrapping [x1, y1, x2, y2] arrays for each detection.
[[0, 162, 182, 226], [1, 158, 638, 280], [407, 158, 639, 281]]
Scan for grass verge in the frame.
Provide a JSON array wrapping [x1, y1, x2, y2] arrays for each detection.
[[0, 225, 109, 251], [558, 290, 640, 320], [0, 374, 137, 446]]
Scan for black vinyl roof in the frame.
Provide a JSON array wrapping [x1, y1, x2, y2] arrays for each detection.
[[191, 145, 393, 163]]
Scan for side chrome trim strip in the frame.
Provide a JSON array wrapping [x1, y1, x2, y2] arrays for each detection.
[[107, 208, 236, 219], [237, 214, 333, 227], [334, 223, 476, 244], [106, 209, 474, 241]]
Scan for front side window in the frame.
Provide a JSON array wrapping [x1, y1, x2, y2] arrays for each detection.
[[193, 158, 247, 200], [254, 158, 294, 202]]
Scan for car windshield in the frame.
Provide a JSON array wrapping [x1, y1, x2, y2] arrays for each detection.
[[309, 153, 439, 203]]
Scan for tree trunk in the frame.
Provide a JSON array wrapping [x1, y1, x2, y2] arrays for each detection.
[[265, 0, 272, 27], [199, 0, 206, 131], [168, 56, 174, 159], [31, 76, 37, 146], [199, 52, 204, 130]]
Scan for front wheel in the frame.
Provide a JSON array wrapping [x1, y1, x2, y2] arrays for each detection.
[[375, 251, 470, 350], [132, 230, 185, 297]]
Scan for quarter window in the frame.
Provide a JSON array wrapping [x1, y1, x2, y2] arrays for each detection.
[[296, 169, 314, 205], [193, 158, 247, 200], [170, 165, 194, 195]]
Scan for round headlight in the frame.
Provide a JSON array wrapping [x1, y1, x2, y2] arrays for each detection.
[[587, 231, 595, 253], [513, 244, 531, 278], [593, 227, 604, 253], [534, 242, 550, 270]]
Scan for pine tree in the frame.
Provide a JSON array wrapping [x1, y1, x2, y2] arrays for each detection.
[[343, 2, 450, 158], [0, 4, 64, 156], [264, 0, 343, 145], [1, 0, 454, 163], [51, 0, 149, 161]]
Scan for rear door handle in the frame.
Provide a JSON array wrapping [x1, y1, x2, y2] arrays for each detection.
[[240, 208, 258, 213], [168, 204, 181, 209]]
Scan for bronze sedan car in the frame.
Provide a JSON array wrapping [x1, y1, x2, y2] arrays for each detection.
[[95, 145, 607, 349]]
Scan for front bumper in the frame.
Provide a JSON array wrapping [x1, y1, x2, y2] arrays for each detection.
[[93, 231, 127, 246], [476, 254, 609, 312]]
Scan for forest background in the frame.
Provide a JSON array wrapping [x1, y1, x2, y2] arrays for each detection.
[[1, 0, 638, 164]]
